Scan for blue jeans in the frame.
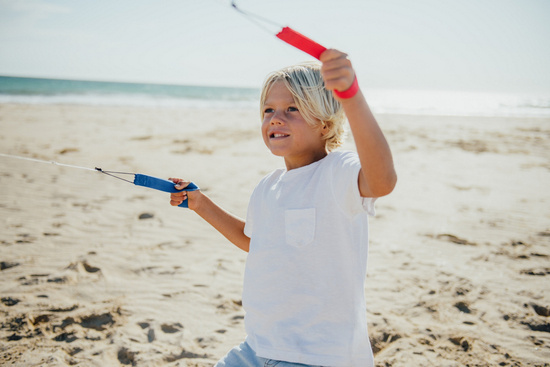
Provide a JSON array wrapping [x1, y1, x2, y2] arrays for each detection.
[[215, 341, 325, 367]]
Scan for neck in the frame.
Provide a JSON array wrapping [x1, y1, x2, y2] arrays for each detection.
[[284, 150, 328, 171]]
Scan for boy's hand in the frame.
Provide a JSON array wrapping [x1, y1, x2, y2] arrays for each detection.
[[169, 178, 200, 210], [319, 49, 356, 97]]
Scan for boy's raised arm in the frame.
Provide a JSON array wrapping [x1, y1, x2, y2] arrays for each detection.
[[320, 49, 397, 198]]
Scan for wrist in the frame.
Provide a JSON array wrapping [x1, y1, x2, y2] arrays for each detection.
[[334, 75, 359, 99], [188, 190, 204, 212]]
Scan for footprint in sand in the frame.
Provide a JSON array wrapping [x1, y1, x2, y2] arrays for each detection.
[[53, 332, 77, 343], [2, 307, 117, 343], [164, 349, 210, 363], [196, 335, 220, 349], [66, 260, 102, 274], [369, 330, 402, 354], [160, 322, 183, 334], [0, 261, 20, 271], [67, 347, 83, 357], [435, 233, 477, 246], [48, 309, 121, 345], [530, 303, 550, 317], [520, 267, 550, 276], [528, 335, 545, 346], [130, 135, 152, 141], [30, 314, 50, 325], [147, 328, 155, 343], [454, 301, 473, 314], [15, 233, 35, 244], [449, 336, 472, 352], [521, 320, 550, 333], [1, 297, 20, 306], [49, 305, 78, 313], [137, 321, 156, 342], [117, 347, 137, 366], [19, 261, 103, 286], [81, 261, 101, 273], [79, 312, 115, 331], [43, 232, 61, 239], [216, 299, 242, 313], [57, 148, 79, 155], [230, 315, 244, 325]]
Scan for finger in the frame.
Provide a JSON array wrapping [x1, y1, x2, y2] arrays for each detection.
[[322, 67, 354, 82], [321, 59, 353, 77], [170, 179, 191, 190], [321, 56, 351, 72], [170, 199, 183, 206], [321, 63, 354, 92], [324, 73, 356, 92], [170, 191, 187, 205], [170, 192, 187, 199], [320, 48, 347, 63], [170, 193, 181, 200]]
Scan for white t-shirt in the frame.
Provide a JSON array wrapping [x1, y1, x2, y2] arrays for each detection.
[[243, 150, 376, 367]]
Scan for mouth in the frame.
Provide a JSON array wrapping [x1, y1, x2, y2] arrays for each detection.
[[269, 133, 290, 139]]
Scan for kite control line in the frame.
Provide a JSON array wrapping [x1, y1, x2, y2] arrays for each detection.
[[231, 1, 359, 98], [0, 153, 198, 208], [231, 1, 327, 60], [0, 152, 97, 172]]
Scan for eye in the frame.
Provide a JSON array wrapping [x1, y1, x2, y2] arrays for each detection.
[[264, 107, 274, 114], [288, 106, 299, 112]]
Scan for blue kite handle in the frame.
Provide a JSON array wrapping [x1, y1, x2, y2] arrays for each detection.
[[133, 174, 199, 208]]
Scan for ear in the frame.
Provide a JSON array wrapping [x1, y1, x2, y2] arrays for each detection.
[[320, 122, 329, 136]]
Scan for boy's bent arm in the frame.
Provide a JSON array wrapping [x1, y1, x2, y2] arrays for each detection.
[[341, 89, 397, 198], [320, 49, 397, 198], [170, 179, 250, 252], [193, 192, 250, 252]]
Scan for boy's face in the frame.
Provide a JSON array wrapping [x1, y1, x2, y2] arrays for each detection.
[[262, 81, 327, 170]]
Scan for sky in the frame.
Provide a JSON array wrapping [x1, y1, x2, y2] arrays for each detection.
[[0, 0, 549, 93]]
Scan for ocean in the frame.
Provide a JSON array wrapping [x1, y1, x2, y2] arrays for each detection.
[[0, 76, 259, 109], [1, 76, 549, 117]]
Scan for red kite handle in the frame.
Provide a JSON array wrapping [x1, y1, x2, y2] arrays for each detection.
[[276, 27, 327, 60]]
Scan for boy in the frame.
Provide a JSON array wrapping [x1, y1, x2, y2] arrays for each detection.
[[170, 49, 396, 367]]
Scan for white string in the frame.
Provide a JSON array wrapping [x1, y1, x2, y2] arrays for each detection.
[[230, 0, 282, 35], [0, 153, 97, 172]]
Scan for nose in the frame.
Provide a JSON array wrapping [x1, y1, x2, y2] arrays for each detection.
[[269, 110, 285, 125]]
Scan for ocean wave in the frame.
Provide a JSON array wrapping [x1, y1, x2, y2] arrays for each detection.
[[364, 89, 550, 118], [0, 92, 259, 109], [1, 77, 549, 117]]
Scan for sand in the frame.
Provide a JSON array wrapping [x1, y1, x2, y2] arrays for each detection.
[[0, 103, 549, 367]]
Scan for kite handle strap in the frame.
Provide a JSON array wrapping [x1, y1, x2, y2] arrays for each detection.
[[133, 174, 199, 208], [333, 75, 360, 99]]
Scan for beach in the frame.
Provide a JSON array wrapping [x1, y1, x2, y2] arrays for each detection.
[[0, 103, 549, 366]]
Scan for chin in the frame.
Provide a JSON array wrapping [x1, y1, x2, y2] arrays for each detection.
[[267, 148, 287, 157]]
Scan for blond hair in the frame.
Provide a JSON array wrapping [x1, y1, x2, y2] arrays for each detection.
[[260, 62, 346, 151]]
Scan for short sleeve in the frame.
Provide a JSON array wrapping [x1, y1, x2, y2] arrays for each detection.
[[361, 197, 376, 216], [329, 151, 376, 217], [244, 185, 258, 238]]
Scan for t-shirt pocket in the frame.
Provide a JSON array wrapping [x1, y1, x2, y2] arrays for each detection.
[[284, 208, 316, 247]]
